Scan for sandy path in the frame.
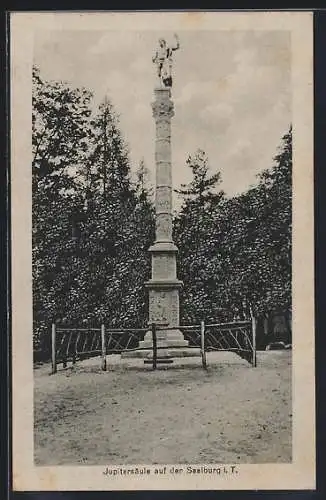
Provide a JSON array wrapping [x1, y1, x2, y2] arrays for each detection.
[[34, 351, 292, 465]]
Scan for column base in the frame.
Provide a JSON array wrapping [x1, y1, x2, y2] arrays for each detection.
[[139, 328, 189, 349], [121, 329, 201, 360], [120, 348, 201, 360]]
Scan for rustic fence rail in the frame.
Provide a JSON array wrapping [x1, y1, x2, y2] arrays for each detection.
[[50, 317, 257, 374], [204, 320, 256, 366]]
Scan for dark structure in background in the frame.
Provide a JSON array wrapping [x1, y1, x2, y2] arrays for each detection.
[[256, 310, 292, 349]]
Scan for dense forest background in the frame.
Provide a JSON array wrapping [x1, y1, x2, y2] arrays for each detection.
[[32, 67, 292, 360]]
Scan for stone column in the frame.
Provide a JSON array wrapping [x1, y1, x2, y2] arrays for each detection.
[[139, 87, 188, 354]]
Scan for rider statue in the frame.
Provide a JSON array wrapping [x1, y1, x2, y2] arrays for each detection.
[[152, 33, 180, 88]]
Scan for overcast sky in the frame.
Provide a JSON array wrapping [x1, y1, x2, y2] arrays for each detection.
[[34, 29, 291, 198]]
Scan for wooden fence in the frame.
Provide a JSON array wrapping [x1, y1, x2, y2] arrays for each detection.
[[50, 316, 257, 374]]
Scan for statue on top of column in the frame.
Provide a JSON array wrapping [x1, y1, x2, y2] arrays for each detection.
[[152, 33, 180, 89]]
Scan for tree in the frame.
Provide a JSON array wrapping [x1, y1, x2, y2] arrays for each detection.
[[32, 68, 93, 358], [175, 149, 224, 208], [173, 129, 292, 325], [32, 66, 92, 195], [74, 188, 154, 329], [212, 127, 292, 318], [86, 97, 131, 200], [135, 157, 154, 202], [173, 149, 225, 322], [33, 72, 156, 361], [75, 99, 155, 328]]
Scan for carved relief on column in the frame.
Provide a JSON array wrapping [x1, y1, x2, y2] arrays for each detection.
[[170, 289, 180, 326], [149, 290, 169, 324], [152, 94, 174, 122], [152, 253, 177, 280], [148, 289, 179, 327], [156, 186, 172, 213], [155, 141, 171, 164], [156, 213, 172, 241], [156, 120, 171, 139], [156, 162, 172, 186]]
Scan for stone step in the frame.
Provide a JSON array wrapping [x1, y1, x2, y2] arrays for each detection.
[[121, 348, 201, 360]]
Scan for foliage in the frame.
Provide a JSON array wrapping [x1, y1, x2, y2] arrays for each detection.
[[217, 128, 292, 317], [32, 70, 154, 360], [32, 66, 92, 195], [175, 149, 225, 208], [135, 157, 154, 202], [174, 131, 292, 323], [85, 97, 131, 199], [173, 149, 226, 322], [33, 65, 292, 360]]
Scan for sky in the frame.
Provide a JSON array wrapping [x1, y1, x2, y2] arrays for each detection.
[[34, 29, 291, 199]]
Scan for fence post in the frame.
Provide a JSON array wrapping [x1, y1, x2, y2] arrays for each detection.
[[51, 323, 57, 374], [200, 320, 207, 370], [101, 324, 107, 371], [152, 323, 157, 370], [63, 346, 67, 368], [72, 331, 79, 365], [250, 307, 257, 367]]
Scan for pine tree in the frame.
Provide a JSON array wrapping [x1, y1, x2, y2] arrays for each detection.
[[87, 97, 131, 200], [32, 66, 92, 196], [173, 149, 225, 322], [173, 130, 292, 324], [135, 158, 154, 202], [32, 68, 93, 358], [217, 127, 292, 317], [33, 70, 157, 360], [175, 149, 224, 208]]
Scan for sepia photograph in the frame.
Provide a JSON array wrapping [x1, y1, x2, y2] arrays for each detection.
[[11, 11, 314, 491]]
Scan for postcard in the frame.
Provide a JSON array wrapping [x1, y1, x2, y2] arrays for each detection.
[[11, 10, 314, 491]]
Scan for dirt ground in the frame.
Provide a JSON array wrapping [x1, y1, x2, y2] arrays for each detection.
[[34, 351, 292, 465]]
